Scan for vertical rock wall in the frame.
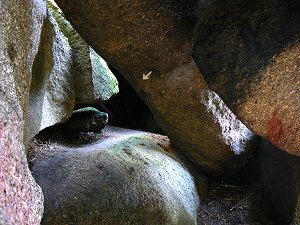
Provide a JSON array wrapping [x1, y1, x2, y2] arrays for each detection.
[[0, 1, 46, 224]]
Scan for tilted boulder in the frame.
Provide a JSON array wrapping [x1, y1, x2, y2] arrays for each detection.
[[27, 8, 75, 141], [47, 0, 119, 104], [193, 0, 300, 155], [27, 2, 120, 141], [0, 1, 46, 224], [54, 0, 256, 175], [30, 127, 200, 225]]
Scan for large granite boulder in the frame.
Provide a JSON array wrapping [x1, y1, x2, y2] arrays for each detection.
[[55, 0, 256, 175], [193, 0, 300, 155], [0, 1, 45, 224], [27, 1, 120, 141], [30, 126, 200, 225], [47, 0, 119, 104], [27, 8, 75, 141]]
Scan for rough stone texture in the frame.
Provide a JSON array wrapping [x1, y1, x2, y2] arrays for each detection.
[[63, 107, 108, 132], [55, 0, 256, 175], [257, 140, 300, 225], [0, 94, 44, 225], [0, 1, 46, 223], [193, 0, 300, 155], [27, 9, 75, 141], [0, 208, 12, 225], [47, 1, 119, 104], [30, 126, 200, 225]]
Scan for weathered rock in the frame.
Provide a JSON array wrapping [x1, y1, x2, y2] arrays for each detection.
[[193, 0, 300, 155], [0, 1, 45, 223], [55, 0, 256, 175], [64, 107, 108, 132], [47, 0, 119, 104], [30, 126, 200, 225], [258, 140, 300, 225], [27, 8, 75, 141]]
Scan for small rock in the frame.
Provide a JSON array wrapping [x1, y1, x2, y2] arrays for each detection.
[[54, 0, 257, 175], [64, 107, 108, 132]]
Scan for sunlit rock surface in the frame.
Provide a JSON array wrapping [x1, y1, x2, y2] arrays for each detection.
[[0, 1, 45, 224], [29, 126, 200, 225], [54, 0, 256, 175], [193, 0, 300, 155], [27, 9, 75, 141], [47, 1, 119, 104]]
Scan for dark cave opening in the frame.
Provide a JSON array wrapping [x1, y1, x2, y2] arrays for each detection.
[[75, 67, 164, 135]]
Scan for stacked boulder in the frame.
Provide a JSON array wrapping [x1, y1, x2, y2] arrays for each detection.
[[193, 0, 300, 155], [54, 0, 257, 176]]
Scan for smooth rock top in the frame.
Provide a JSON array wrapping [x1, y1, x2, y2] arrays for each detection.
[[30, 126, 200, 225]]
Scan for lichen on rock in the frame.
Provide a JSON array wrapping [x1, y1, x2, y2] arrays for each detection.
[[27, 8, 75, 141], [47, 0, 119, 104]]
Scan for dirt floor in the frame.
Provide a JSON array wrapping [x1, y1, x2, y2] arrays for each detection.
[[28, 125, 273, 225], [197, 179, 272, 225]]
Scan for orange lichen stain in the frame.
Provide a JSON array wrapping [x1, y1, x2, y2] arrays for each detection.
[[266, 110, 300, 155], [266, 110, 285, 147]]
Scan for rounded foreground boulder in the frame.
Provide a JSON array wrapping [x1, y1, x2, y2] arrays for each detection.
[[30, 127, 199, 225]]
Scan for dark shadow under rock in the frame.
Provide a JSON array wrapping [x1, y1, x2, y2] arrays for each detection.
[[257, 140, 300, 225], [197, 179, 272, 225]]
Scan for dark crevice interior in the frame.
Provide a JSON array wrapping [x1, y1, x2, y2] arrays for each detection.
[[75, 67, 164, 135]]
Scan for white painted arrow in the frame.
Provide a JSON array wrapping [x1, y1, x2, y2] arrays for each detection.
[[142, 71, 152, 80]]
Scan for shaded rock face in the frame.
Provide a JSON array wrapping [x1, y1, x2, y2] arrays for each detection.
[[27, 9, 75, 141], [64, 107, 108, 132], [55, 0, 256, 175], [193, 0, 300, 155], [0, 1, 45, 223], [47, 1, 119, 104], [258, 140, 300, 225], [30, 127, 200, 225]]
